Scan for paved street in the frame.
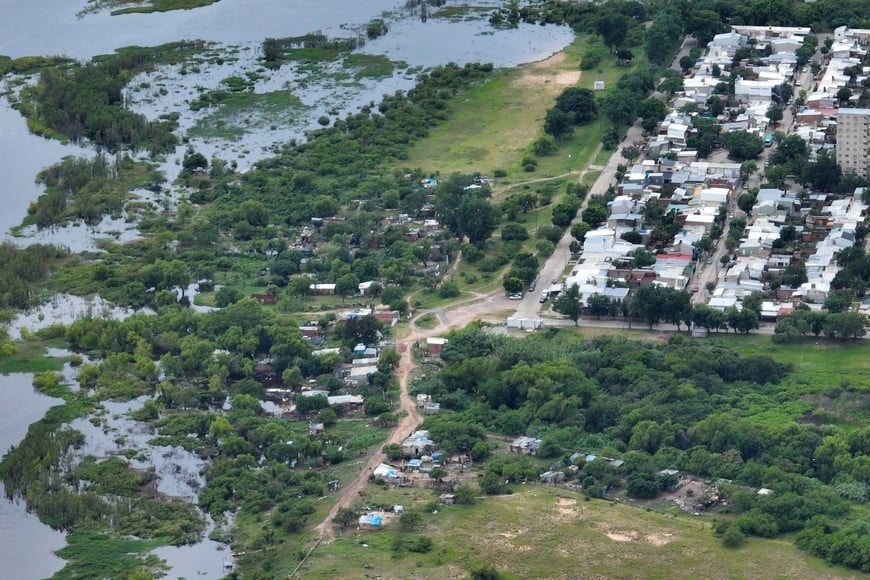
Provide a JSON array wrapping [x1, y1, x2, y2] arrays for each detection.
[[513, 122, 646, 320]]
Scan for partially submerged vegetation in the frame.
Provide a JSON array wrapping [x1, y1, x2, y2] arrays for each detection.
[[83, 0, 219, 16], [10, 42, 206, 152], [29, 155, 165, 229]]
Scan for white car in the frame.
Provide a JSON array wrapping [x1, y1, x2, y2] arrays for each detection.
[[509, 293, 523, 300]]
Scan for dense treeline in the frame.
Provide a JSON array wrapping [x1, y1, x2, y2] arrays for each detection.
[[418, 327, 870, 571], [10, 42, 202, 153], [30, 154, 163, 228], [520, 0, 870, 35], [0, 243, 65, 308]]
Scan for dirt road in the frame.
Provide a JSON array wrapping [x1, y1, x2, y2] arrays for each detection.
[[312, 291, 511, 542]]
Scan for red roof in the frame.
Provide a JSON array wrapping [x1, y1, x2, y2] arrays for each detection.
[[655, 253, 693, 261]]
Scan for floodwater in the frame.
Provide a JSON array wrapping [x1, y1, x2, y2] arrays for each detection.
[[69, 396, 235, 575], [152, 514, 235, 580], [8, 293, 154, 340], [0, 0, 573, 237], [0, 100, 83, 239], [0, 373, 68, 579]]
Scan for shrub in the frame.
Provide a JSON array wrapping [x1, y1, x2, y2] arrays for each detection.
[[438, 280, 460, 298], [580, 53, 602, 70], [721, 523, 746, 548], [501, 223, 529, 241], [532, 135, 558, 156]]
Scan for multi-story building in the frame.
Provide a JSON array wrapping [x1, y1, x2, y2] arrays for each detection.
[[837, 108, 870, 177]]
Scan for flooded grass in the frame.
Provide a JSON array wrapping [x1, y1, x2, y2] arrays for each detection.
[[111, 0, 218, 15], [55, 531, 166, 579], [188, 90, 309, 140], [432, 5, 492, 21], [0, 344, 65, 374], [343, 53, 397, 80]]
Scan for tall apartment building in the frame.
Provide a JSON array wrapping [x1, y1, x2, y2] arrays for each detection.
[[837, 108, 870, 177]]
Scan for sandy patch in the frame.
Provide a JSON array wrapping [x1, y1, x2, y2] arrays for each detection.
[[498, 527, 528, 539], [606, 531, 638, 542], [646, 533, 674, 546], [514, 50, 581, 87], [605, 530, 673, 545], [556, 497, 577, 506]]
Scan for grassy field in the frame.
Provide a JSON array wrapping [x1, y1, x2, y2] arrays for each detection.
[[302, 486, 861, 579], [399, 34, 646, 187], [704, 334, 870, 426]]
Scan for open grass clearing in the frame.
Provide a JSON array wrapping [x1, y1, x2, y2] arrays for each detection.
[[303, 486, 860, 579], [400, 38, 587, 178], [399, 34, 646, 189]]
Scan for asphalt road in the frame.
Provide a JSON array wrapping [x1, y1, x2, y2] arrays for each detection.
[[513, 121, 646, 320]]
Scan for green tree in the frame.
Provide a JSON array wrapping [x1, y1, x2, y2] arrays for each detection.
[[602, 89, 640, 126], [501, 223, 529, 241], [334, 507, 357, 529], [459, 197, 499, 243], [503, 276, 524, 295], [544, 108, 574, 140], [638, 97, 669, 132], [595, 13, 628, 53], [182, 151, 208, 172], [722, 131, 764, 161], [399, 511, 424, 531], [571, 221, 591, 243], [296, 394, 329, 415], [726, 307, 759, 334], [766, 104, 784, 124], [721, 523, 746, 548], [336, 273, 360, 300], [454, 483, 477, 505], [582, 205, 607, 227], [555, 87, 597, 125], [551, 198, 581, 227], [553, 283, 582, 326]]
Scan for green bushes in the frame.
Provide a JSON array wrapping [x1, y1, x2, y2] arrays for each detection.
[[580, 53, 601, 70]]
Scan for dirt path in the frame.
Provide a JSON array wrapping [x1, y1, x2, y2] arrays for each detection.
[[311, 290, 510, 543], [314, 334, 424, 542]]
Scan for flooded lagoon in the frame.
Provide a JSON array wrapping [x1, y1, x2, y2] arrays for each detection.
[[1, 0, 573, 237]]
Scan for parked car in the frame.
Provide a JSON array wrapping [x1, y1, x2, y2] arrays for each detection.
[[509, 293, 523, 300], [705, 257, 713, 265], [539, 291, 549, 303]]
